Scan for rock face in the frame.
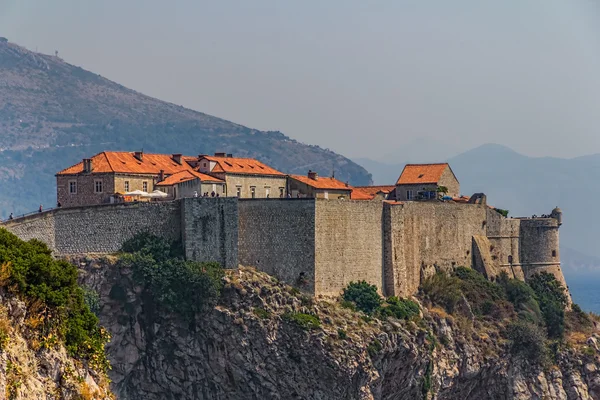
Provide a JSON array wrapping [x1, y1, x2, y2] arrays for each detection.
[[75, 256, 600, 400], [0, 290, 113, 400]]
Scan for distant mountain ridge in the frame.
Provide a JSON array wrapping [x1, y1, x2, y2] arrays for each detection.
[[355, 143, 600, 271], [0, 38, 371, 216]]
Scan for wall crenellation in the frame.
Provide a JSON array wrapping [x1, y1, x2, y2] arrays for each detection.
[[2, 198, 569, 299]]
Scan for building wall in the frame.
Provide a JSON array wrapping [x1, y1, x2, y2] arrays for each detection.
[[238, 199, 316, 293], [486, 209, 522, 279], [439, 167, 460, 198], [4, 202, 181, 254], [287, 179, 351, 199], [113, 174, 157, 194], [314, 200, 383, 296], [225, 175, 287, 199], [57, 173, 116, 207], [181, 197, 238, 269], [395, 184, 438, 201], [383, 202, 487, 297]]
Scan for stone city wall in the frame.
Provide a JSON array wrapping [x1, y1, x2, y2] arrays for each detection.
[[181, 197, 238, 269], [314, 200, 383, 296], [3, 202, 181, 254], [384, 202, 488, 297], [237, 199, 316, 293]]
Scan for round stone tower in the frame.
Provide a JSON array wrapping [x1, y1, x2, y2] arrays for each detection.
[[519, 210, 570, 299]]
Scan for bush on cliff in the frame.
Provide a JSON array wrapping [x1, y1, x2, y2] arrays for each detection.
[[506, 320, 548, 365], [342, 281, 382, 314], [528, 272, 568, 340], [120, 233, 224, 321], [0, 228, 110, 372]]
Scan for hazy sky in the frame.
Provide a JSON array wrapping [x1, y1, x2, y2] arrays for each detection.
[[1, 0, 600, 160]]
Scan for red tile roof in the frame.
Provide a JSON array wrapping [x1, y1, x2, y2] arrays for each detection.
[[396, 163, 449, 185], [350, 188, 373, 200], [289, 174, 352, 191], [352, 185, 396, 199], [57, 152, 196, 176], [155, 170, 223, 186], [200, 156, 284, 176]]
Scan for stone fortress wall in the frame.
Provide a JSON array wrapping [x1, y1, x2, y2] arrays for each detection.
[[2, 197, 568, 298]]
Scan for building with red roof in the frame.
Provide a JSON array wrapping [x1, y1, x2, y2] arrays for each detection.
[[288, 170, 352, 199], [197, 153, 287, 198], [395, 163, 460, 201]]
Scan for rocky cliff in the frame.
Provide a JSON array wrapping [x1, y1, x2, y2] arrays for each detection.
[[74, 256, 600, 400], [0, 289, 113, 400]]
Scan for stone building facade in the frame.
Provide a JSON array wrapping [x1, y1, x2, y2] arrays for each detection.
[[287, 171, 352, 199], [2, 197, 569, 300], [196, 154, 287, 198], [395, 163, 460, 201]]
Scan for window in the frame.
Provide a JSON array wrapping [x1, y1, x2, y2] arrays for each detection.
[[406, 190, 413, 200], [236, 187, 241, 198], [324, 191, 329, 199], [279, 187, 285, 198], [124, 181, 130, 192], [552, 250, 557, 258], [94, 180, 103, 193], [69, 181, 77, 194], [265, 187, 270, 198], [251, 186, 256, 199], [508, 255, 513, 264], [143, 181, 148, 192], [203, 163, 207, 167]]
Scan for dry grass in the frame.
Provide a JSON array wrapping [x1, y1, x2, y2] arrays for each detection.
[[429, 306, 451, 320]]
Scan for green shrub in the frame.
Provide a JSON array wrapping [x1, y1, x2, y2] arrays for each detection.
[[337, 328, 347, 340], [528, 273, 568, 339], [367, 338, 382, 357], [83, 287, 101, 315], [494, 208, 509, 217], [506, 321, 548, 365], [283, 312, 321, 330], [120, 234, 224, 321], [420, 272, 462, 313], [253, 307, 271, 319], [378, 296, 420, 320], [342, 281, 382, 314], [0, 229, 109, 372]]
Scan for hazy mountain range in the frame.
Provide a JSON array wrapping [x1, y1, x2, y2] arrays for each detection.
[[0, 38, 371, 217], [355, 143, 600, 273]]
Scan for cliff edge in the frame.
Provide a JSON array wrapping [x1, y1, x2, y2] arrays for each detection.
[[75, 255, 600, 400]]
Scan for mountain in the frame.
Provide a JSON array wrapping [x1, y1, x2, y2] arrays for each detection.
[[355, 143, 600, 270], [0, 39, 371, 217]]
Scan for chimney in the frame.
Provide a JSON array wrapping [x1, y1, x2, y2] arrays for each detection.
[[172, 154, 182, 165], [159, 169, 165, 182], [226, 153, 233, 158], [308, 170, 318, 180], [214, 152, 226, 157], [134, 151, 143, 161], [83, 158, 93, 173]]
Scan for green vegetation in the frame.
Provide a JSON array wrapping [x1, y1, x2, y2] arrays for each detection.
[[342, 280, 420, 321], [253, 307, 271, 319], [494, 208, 510, 217], [367, 338, 382, 357], [420, 267, 585, 366], [506, 321, 548, 366], [0, 229, 109, 372], [378, 296, 420, 321], [337, 328, 347, 340], [342, 281, 382, 314], [283, 312, 321, 330], [120, 233, 224, 321]]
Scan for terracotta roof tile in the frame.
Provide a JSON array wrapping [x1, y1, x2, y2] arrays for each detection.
[[289, 174, 352, 191], [200, 156, 284, 176], [57, 152, 196, 176], [155, 170, 223, 186], [396, 163, 449, 185], [353, 185, 396, 199], [350, 188, 373, 200]]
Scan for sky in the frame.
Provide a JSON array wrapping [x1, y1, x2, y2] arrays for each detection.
[[1, 0, 600, 160]]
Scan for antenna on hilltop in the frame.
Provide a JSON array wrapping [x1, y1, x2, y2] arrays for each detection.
[[55, 50, 58, 57]]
